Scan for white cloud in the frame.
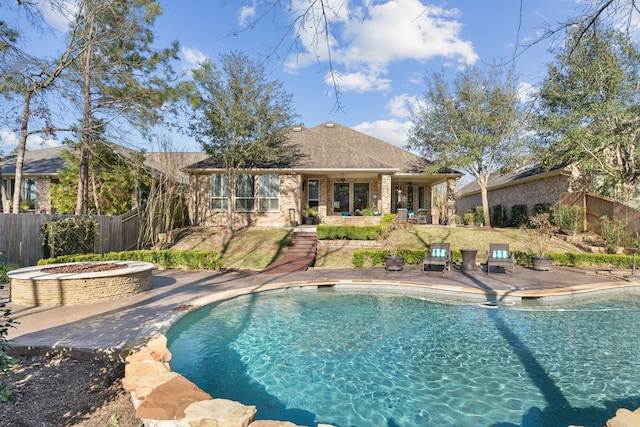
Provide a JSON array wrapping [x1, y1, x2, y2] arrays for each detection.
[[518, 82, 536, 104], [181, 47, 207, 69], [239, 2, 257, 27], [37, 0, 79, 33], [0, 129, 59, 152], [0, 129, 18, 151], [354, 119, 412, 148], [285, 0, 478, 93], [386, 94, 420, 118], [326, 70, 392, 93]]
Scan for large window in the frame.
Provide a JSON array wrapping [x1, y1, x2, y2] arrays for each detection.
[[333, 183, 349, 213], [235, 174, 255, 211], [258, 174, 280, 212], [211, 174, 228, 210], [307, 179, 319, 210]]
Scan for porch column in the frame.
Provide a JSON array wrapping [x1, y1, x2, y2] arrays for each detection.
[[380, 174, 392, 214], [446, 178, 457, 226]]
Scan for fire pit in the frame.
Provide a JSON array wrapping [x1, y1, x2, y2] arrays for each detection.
[[7, 261, 154, 306]]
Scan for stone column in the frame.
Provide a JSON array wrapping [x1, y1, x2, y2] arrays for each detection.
[[380, 174, 392, 214], [446, 178, 457, 226]]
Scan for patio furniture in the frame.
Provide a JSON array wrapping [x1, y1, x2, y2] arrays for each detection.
[[423, 242, 452, 274], [486, 243, 515, 275], [412, 209, 428, 224], [396, 208, 408, 223], [460, 248, 478, 271]]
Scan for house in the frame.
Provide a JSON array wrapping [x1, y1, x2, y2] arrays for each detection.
[[1, 145, 207, 214], [184, 122, 462, 227], [456, 164, 577, 220]]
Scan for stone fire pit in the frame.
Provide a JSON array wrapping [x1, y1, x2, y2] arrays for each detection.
[[8, 261, 154, 306]]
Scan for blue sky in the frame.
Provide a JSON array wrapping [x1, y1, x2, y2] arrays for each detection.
[[0, 0, 600, 152]]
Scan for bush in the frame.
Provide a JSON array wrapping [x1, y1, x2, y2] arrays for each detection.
[[552, 205, 584, 235], [0, 264, 19, 285], [510, 205, 528, 227], [532, 203, 551, 215], [474, 207, 484, 226], [491, 205, 507, 227], [599, 216, 626, 254], [352, 249, 425, 267], [38, 249, 224, 270], [317, 214, 395, 241], [0, 269, 17, 402], [463, 212, 475, 226], [42, 217, 99, 258]]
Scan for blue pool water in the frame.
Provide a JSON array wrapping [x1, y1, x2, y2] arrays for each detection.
[[166, 289, 640, 427]]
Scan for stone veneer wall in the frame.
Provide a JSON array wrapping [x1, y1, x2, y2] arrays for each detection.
[[9, 263, 153, 305], [456, 174, 571, 219], [124, 334, 336, 427]]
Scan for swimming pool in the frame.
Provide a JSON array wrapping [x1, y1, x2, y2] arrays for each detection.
[[167, 288, 640, 427]]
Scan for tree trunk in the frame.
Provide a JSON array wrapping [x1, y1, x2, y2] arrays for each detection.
[[226, 168, 234, 233], [446, 178, 457, 226], [0, 158, 9, 213], [478, 173, 491, 227], [12, 91, 33, 214], [75, 18, 94, 216]]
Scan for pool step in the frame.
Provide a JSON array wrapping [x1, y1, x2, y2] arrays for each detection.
[[260, 232, 317, 274]]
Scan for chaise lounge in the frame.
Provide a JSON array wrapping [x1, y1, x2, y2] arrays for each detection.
[[423, 242, 452, 274], [485, 243, 515, 275]]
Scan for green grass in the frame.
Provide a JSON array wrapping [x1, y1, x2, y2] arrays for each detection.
[[29, 225, 594, 272]]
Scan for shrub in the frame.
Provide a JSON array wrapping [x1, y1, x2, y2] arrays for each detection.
[[42, 217, 99, 258], [463, 211, 475, 226], [552, 205, 584, 236], [532, 203, 551, 215], [0, 277, 17, 402], [491, 205, 507, 227], [510, 205, 528, 227], [599, 216, 626, 254], [474, 207, 484, 226], [37, 249, 224, 270]]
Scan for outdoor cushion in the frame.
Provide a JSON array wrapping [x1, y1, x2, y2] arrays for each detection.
[[492, 250, 509, 259], [431, 248, 447, 257]]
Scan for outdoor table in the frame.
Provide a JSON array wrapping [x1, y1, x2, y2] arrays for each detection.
[[460, 248, 478, 271]]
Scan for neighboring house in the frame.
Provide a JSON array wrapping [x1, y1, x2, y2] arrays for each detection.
[[456, 165, 574, 219], [184, 122, 462, 227], [0, 146, 207, 214], [1, 146, 67, 213]]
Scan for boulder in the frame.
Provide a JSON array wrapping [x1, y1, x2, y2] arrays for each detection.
[[606, 407, 640, 427], [183, 398, 257, 427], [135, 376, 212, 420]]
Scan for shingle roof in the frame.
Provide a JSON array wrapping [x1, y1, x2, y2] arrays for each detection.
[[458, 164, 568, 195], [185, 122, 459, 177], [0, 146, 68, 175]]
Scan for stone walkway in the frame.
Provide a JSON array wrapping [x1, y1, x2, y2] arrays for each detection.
[[2, 264, 638, 354]]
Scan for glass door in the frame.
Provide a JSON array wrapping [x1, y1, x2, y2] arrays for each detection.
[[333, 183, 349, 213]]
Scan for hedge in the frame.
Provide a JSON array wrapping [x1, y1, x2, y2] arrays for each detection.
[[354, 249, 636, 269], [37, 249, 224, 270]]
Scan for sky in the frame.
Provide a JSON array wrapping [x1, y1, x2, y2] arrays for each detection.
[[0, 0, 613, 153]]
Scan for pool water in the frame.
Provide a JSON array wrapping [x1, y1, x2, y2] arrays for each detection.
[[167, 289, 640, 427]]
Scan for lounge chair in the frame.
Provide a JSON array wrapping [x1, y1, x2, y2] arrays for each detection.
[[423, 242, 452, 274], [486, 243, 515, 275], [396, 208, 408, 223], [413, 209, 428, 224]]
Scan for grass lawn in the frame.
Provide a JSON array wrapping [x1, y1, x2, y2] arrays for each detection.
[[171, 225, 585, 270]]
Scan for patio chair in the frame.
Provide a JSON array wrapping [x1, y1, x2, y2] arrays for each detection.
[[423, 242, 452, 274], [413, 209, 428, 224], [486, 243, 515, 275], [396, 208, 408, 223]]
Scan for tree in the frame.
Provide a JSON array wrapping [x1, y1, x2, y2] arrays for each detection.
[[407, 64, 523, 227], [70, 0, 178, 215], [51, 138, 149, 215], [187, 51, 298, 232], [533, 24, 640, 204], [0, 2, 86, 213]]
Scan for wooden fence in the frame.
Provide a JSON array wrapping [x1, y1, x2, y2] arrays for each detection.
[[0, 211, 140, 266], [559, 192, 640, 240]]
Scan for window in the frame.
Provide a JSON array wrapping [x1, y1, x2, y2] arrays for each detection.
[[353, 183, 369, 211], [333, 183, 349, 213], [258, 174, 279, 212], [211, 174, 228, 210], [235, 174, 255, 211], [307, 179, 319, 210], [25, 178, 37, 203]]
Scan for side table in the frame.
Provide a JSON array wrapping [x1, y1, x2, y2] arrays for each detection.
[[460, 248, 478, 271]]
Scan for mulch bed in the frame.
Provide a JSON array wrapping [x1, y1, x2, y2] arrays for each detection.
[[41, 263, 127, 274]]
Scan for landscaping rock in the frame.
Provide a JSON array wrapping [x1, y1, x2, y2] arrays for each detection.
[[184, 399, 257, 427], [606, 407, 640, 427], [135, 375, 212, 420]]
